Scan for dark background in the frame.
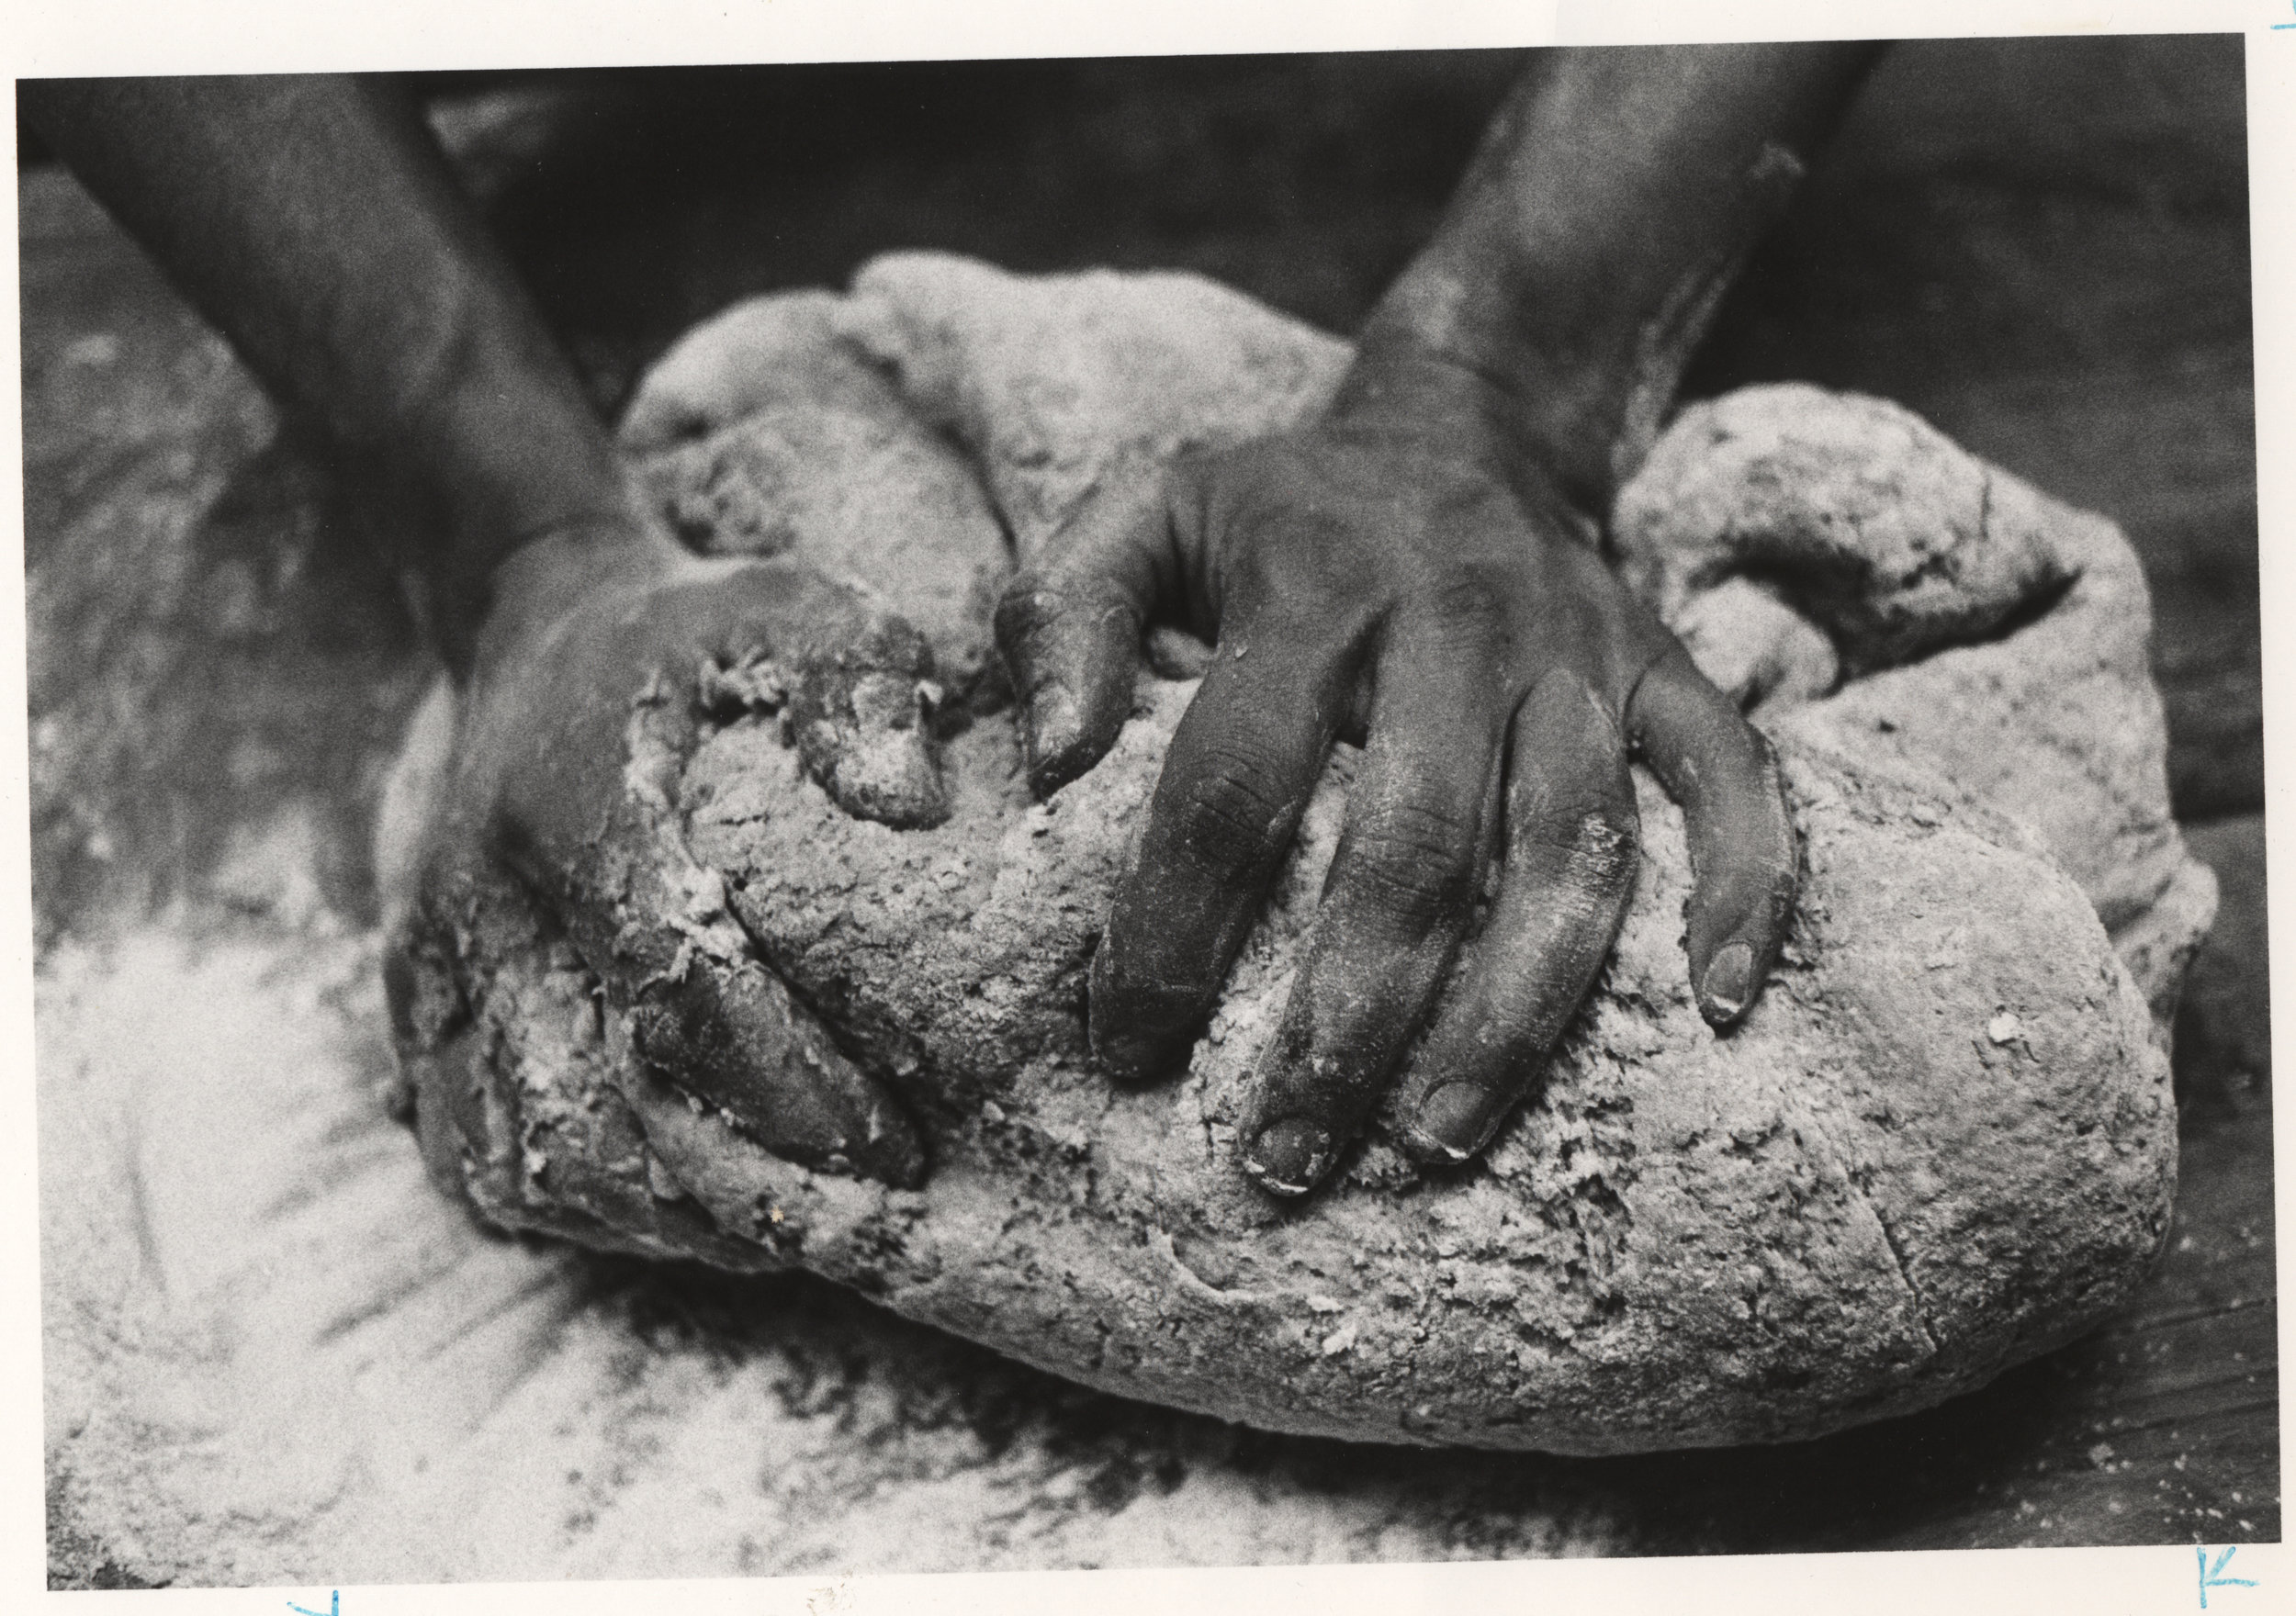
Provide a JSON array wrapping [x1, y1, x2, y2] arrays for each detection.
[[374, 40, 2265, 821]]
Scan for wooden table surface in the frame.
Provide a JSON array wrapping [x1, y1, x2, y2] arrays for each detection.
[[28, 35, 2275, 1580]]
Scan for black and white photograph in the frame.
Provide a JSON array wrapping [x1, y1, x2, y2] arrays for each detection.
[[13, 2, 2282, 1603]]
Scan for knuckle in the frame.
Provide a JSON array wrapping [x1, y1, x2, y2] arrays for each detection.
[[1343, 801, 1480, 922], [1527, 665, 1617, 728], [1424, 567, 1512, 632], [1511, 775, 1641, 891], [1219, 559, 1368, 655], [1168, 752, 1299, 881], [1510, 690, 1632, 801], [1214, 542, 1303, 620], [992, 568, 1054, 633], [1397, 565, 1518, 659], [383, 940, 466, 1051], [1564, 810, 1641, 892], [995, 584, 1117, 701], [998, 560, 1094, 614]]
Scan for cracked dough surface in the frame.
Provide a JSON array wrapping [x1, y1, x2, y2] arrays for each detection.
[[389, 254, 2212, 1453]]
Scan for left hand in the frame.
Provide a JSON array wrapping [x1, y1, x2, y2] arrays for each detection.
[[389, 514, 935, 1190], [994, 351, 1799, 1196]]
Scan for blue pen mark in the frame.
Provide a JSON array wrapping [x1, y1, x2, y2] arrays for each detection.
[[2200, 1545, 2257, 1608], [287, 1594, 340, 1616], [2278, 1, 2296, 28]]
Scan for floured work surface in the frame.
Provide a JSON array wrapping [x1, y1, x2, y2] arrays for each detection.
[[386, 255, 2217, 1454]]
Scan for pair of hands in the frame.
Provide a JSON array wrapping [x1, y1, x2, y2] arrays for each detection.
[[397, 351, 1798, 1201]]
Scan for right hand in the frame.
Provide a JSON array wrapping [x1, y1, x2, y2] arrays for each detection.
[[387, 511, 931, 1188], [995, 354, 1798, 1197]]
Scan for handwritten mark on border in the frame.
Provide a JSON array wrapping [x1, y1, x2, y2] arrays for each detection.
[[287, 1594, 340, 1616], [2200, 1546, 2257, 1608]]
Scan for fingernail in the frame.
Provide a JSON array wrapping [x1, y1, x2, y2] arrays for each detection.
[[1021, 679, 1074, 750], [1087, 949, 1202, 1083], [1092, 1027, 1187, 1085], [1702, 940, 1756, 1025], [859, 1112, 929, 1191], [1021, 684, 1083, 793], [1408, 1082, 1497, 1162], [1244, 1116, 1334, 1196], [877, 1138, 929, 1191]]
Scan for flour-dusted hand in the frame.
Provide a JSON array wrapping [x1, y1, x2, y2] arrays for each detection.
[[999, 353, 1797, 1195], [23, 77, 936, 1189], [390, 516, 930, 1187], [998, 43, 1883, 1196], [387, 277, 2197, 1453]]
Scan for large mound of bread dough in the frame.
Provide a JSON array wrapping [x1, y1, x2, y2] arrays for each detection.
[[383, 254, 2214, 1453]]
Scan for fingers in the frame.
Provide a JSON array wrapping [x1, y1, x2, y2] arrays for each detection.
[[781, 614, 950, 829], [995, 464, 1176, 797], [619, 928, 928, 1188], [1627, 641, 1799, 1028], [463, 558, 869, 851], [1391, 671, 1640, 1165], [1089, 601, 1360, 1082], [699, 561, 953, 828], [603, 676, 929, 1186], [499, 774, 929, 1189], [471, 559, 932, 1186], [1237, 606, 1508, 1195], [403, 828, 926, 1194]]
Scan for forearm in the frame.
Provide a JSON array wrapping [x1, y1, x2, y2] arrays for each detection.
[[20, 73, 630, 668], [1345, 42, 1883, 509]]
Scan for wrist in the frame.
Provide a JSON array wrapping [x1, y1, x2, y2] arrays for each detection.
[[407, 326, 630, 572], [1349, 243, 1666, 517], [480, 511, 670, 636], [1346, 47, 1865, 511], [422, 500, 661, 685], [1327, 319, 1608, 532], [393, 313, 642, 672]]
